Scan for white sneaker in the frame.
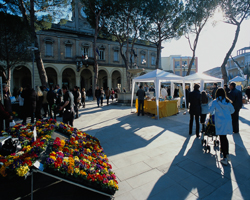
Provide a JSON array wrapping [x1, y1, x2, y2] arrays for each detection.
[[226, 154, 231, 162], [221, 158, 228, 166]]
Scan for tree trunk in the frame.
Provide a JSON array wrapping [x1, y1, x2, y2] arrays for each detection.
[[30, 0, 48, 87], [221, 24, 240, 83], [187, 52, 195, 76], [156, 41, 161, 69], [6, 66, 11, 95]]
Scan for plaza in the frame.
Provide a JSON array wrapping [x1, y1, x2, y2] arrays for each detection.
[[3, 100, 249, 200]]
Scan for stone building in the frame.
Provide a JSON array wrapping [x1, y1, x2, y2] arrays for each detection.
[[9, 0, 157, 93]]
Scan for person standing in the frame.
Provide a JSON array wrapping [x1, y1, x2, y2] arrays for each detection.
[[60, 85, 74, 126], [185, 85, 190, 109], [22, 85, 37, 124], [100, 87, 104, 106], [200, 91, 209, 133], [47, 85, 56, 119], [0, 101, 12, 132], [160, 85, 168, 99], [224, 84, 230, 97], [55, 84, 63, 117], [81, 88, 86, 108], [179, 85, 184, 108], [3, 84, 12, 129], [105, 87, 111, 105], [209, 88, 234, 165], [35, 86, 43, 119], [18, 87, 24, 120], [245, 86, 250, 103], [136, 85, 145, 116], [228, 82, 242, 133], [73, 86, 79, 119], [212, 83, 218, 100], [111, 88, 115, 103], [95, 86, 101, 107], [189, 84, 201, 137], [42, 86, 48, 117]]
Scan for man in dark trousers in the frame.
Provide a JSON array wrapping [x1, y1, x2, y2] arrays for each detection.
[[47, 85, 56, 119], [212, 83, 218, 99], [73, 86, 79, 119], [59, 85, 74, 126], [136, 85, 145, 116], [105, 87, 111, 105], [189, 84, 201, 137], [95, 86, 101, 107], [228, 82, 242, 133]]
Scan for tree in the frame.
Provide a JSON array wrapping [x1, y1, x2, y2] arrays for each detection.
[[81, 0, 114, 97], [0, 12, 31, 92], [184, 0, 218, 76], [220, 0, 250, 83], [2, 0, 72, 87], [145, 0, 185, 69], [104, 0, 150, 91]]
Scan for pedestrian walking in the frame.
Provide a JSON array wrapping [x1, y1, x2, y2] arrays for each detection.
[[208, 88, 234, 165], [18, 87, 24, 120], [105, 87, 111, 105], [60, 85, 74, 126], [111, 88, 115, 103], [100, 87, 104, 106], [136, 85, 145, 116], [228, 82, 242, 133], [224, 84, 230, 97], [185, 85, 190, 109], [189, 84, 201, 137], [212, 83, 218, 100], [179, 85, 184, 108], [81, 88, 86, 108], [95, 86, 101, 107]]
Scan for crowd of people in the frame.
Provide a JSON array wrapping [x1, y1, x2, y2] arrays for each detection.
[[188, 82, 243, 166], [0, 84, 88, 132]]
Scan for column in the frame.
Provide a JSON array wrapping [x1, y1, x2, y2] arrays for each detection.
[[76, 74, 81, 87], [57, 37, 61, 61], [57, 75, 62, 87], [108, 74, 112, 88]]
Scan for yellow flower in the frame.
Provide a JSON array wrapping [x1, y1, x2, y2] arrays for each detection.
[[74, 168, 80, 174], [108, 180, 114, 186], [87, 156, 92, 161], [50, 156, 56, 161], [16, 166, 29, 177], [74, 156, 79, 162], [80, 170, 86, 176]]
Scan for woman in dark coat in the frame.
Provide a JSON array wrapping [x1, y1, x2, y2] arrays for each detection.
[[189, 84, 201, 137], [22, 85, 37, 124], [185, 85, 190, 108]]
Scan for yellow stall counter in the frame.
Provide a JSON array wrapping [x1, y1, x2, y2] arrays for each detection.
[[136, 99, 178, 118]]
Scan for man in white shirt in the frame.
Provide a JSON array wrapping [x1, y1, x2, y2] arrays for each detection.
[[160, 85, 168, 99]]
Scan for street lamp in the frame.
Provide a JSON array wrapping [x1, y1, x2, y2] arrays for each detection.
[[27, 45, 38, 88], [182, 61, 187, 77]]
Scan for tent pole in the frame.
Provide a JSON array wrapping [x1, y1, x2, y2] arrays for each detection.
[[131, 81, 135, 113]]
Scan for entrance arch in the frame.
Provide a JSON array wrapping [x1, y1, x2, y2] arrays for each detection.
[[45, 67, 57, 86], [13, 66, 31, 89], [98, 70, 108, 90], [81, 69, 92, 96], [112, 70, 121, 89], [62, 68, 76, 90]]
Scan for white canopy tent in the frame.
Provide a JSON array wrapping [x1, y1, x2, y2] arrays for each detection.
[[131, 69, 185, 119], [229, 76, 246, 82], [184, 72, 224, 92]]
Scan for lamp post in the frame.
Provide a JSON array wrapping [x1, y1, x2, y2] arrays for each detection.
[[27, 46, 38, 88], [182, 61, 187, 76]]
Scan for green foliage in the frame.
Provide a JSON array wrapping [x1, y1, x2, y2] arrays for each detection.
[[0, 12, 31, 70]]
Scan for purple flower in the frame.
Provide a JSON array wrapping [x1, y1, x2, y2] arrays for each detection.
[[46, 158, 55, 165]]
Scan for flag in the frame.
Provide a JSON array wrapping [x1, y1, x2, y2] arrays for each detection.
[[96, 48, 100, 56]]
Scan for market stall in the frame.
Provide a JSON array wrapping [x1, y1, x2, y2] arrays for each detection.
[[131, 69, 185, 119], [184, 72, 224, 92]]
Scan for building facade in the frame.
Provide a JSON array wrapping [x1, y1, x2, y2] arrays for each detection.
[[226, 46, 250, 82], [8, 0, 157, 93], [161, 55, 198, 76]]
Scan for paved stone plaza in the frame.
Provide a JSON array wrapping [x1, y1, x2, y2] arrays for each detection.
[[71, 100, 250, 200]]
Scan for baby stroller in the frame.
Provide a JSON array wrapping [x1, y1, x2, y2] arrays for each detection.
[[201, 114, 219, 153]]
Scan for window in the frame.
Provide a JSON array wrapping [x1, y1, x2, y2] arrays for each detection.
[[65, 45, 72, 58], [175, 71, 180, 75], [175, 61, 180, 68], [114, 51, 119, 61], [141, 55, 145, 64], [99, 49, 104, 60], [151, 56, 155, 65], [83, 47, 88, 56], [45, 42, 52, 56]]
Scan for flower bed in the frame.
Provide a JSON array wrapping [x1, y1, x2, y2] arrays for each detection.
[[0, 120, 118, 195], [45, 123, 118, 194], [0, 119, 56, 178]]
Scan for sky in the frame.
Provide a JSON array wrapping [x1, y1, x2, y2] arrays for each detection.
[[161, 10, 250, 73]]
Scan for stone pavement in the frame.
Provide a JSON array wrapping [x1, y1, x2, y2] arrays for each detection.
[[72, 100, 250, 200]]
